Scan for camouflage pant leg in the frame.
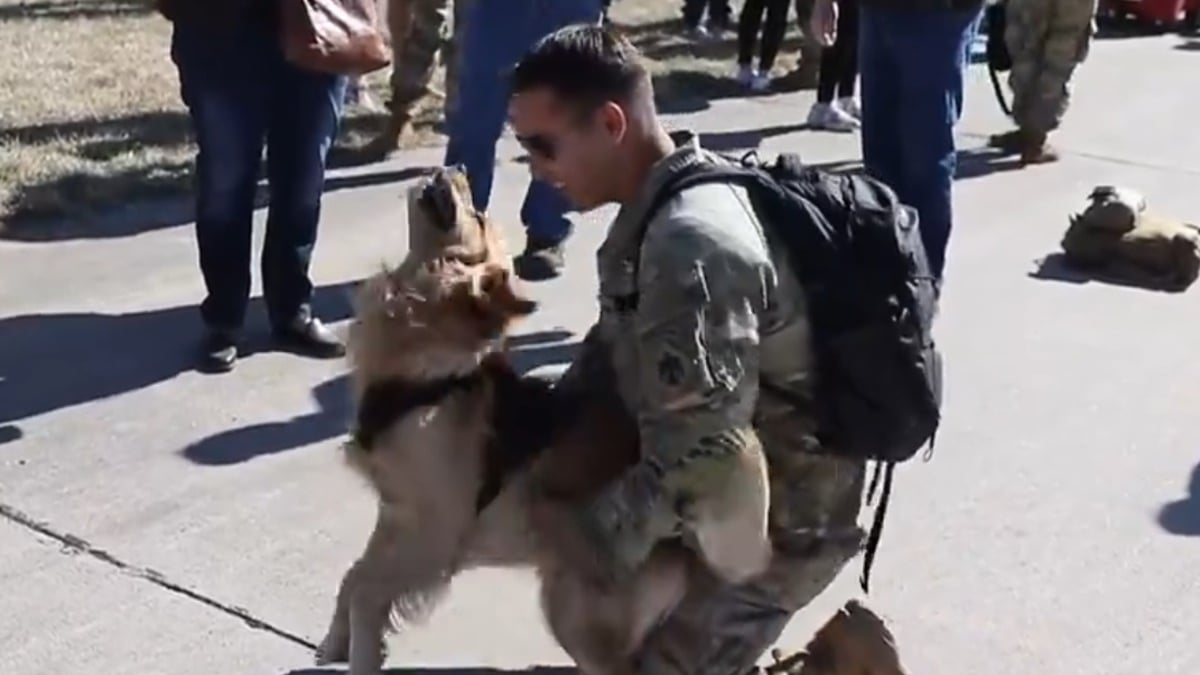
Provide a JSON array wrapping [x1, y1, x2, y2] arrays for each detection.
[[632, 442, 866, 675], [443, 0, 475, 120], [388, 0, 451, 119], [1006, 0, 1097, 134]]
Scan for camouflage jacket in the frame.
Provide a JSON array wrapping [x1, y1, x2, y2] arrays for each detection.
[[559, 132, 819, 572]]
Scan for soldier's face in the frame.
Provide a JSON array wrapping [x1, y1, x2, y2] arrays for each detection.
[[509, 88, 622, 210]]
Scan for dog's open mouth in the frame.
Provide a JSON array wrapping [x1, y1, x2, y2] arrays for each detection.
[[419, 165, 471, 233]]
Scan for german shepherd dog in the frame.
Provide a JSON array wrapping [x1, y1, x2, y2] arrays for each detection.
[[316, 166, 772, 675]]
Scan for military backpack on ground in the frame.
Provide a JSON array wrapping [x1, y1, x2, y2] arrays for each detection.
[[636, 152, 945, 592], [1061, 185, 1200, 292]]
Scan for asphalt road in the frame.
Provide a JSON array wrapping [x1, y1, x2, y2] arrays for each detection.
[[2, 28, 1199, 675]]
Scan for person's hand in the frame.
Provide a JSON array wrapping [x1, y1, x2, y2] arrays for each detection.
[[530, 470, 656, 587], [809, 0, 839, 48]]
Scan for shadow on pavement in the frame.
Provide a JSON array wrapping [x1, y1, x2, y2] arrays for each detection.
[[0, 282, 358, 428], [323, 166, 436, 193], [0, 424, 22, 446], [182, 375, 353, 466], [955, 146, 1026, 180], [180, 330, 580, 466], [1028, 253, 1188, 293], [698, 124, 806, 153], [285, 667, 574, 675], [1158, 462, 1200, 536]]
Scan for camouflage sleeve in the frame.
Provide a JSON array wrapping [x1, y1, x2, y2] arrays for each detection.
[[583, 218, 765, 575]]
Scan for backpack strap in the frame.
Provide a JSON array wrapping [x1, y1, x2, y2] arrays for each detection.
[[615, 162, 762, 311], [637, 158, 898, 595]]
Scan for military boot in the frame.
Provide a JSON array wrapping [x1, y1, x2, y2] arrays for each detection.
[[987, 128, 1024, 154], [513, 236, 566, 281], [1020, 130, 1060, 165], [763, 600, 909, 675], [362, 112, 414, 160]]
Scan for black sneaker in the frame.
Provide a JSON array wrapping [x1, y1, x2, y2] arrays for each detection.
[[273, 315, 346, 359], [199, 330, 238, 373], [514, 237, 566, 281]]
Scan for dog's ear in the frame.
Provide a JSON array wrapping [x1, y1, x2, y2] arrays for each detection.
[[475, 264, 538, 318]]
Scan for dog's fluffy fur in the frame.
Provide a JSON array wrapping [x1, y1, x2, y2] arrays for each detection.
[[318, 167, 769, 675]]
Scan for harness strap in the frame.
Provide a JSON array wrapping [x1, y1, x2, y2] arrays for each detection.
[[352, 358, 557, 515], [859, 461, 894, 594]]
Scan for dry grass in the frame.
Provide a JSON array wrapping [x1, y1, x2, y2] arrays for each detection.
[[0, 0, 810, 237]]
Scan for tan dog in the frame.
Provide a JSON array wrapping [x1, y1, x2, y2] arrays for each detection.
[[317, 165, 771, 675], [316, 256, 698, 675]]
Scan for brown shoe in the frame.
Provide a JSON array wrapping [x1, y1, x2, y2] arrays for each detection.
[[1020, 131, 1060, 165], [764, 600, 909, 675]]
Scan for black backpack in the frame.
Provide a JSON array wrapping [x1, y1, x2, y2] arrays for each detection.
[[636, 152, 944, 592]]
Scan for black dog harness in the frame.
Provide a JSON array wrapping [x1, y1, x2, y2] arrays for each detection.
[[352, 357, 558, 513]]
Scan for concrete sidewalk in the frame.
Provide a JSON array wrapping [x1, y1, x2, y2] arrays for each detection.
[[2, 30, 1199, 675]]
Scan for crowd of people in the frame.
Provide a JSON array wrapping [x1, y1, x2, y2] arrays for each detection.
[[149, 1, 1098, 669]]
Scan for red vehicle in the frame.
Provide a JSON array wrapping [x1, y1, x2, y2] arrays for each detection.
[[1099, 0, 1200, 30]]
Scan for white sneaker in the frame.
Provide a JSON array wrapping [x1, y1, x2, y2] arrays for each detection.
[[749, 72, 772, 93], [837, 96, 862, 120], [735, 64, 758, 87], [807, 102, 860, 132], [688, 24, 711, 41]]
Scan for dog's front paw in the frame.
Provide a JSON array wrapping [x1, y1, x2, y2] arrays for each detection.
[[314, 629, 350, 665]]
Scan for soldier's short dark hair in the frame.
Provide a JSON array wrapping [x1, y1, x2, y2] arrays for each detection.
[[510, 23, 652, 109]]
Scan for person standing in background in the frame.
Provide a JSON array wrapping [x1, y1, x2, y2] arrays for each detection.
[[363, 0, 452, 157], [813, 0, 983, 283], [988, 0, 1097, 165], [683, 0, 733, 38], [734, 0, 791, 93], [156, 0, 349, 372], [445, 0, 603, 281], [806, 0, 859, 131], [789, 0, 824, 88], [443, 0, 474, 122]]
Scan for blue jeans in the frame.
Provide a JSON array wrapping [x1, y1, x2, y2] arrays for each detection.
[[444, 0, 602, 245], [170, 23, 347, 331], [858, 6, 981, 281]]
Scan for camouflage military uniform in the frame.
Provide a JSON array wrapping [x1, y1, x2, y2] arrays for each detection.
[[992, 0, 1097, 162], [368, 0, 451, 151], [557, 132, 867, 675]]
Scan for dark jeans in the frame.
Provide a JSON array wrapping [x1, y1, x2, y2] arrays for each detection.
[[816, 0, 858, 102], [737, 0, 790, 70], [445, 0, 601, 245], [170, 23, 346, 332], [683, 0, 732, 27], [858, 5, 980, 281]]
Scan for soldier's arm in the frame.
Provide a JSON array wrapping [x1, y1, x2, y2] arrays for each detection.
[[583, 218, 765, 573], [551, 323, 610, 399]]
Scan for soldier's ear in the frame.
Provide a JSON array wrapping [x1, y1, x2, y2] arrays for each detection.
[[597, 101, 628, 144]]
